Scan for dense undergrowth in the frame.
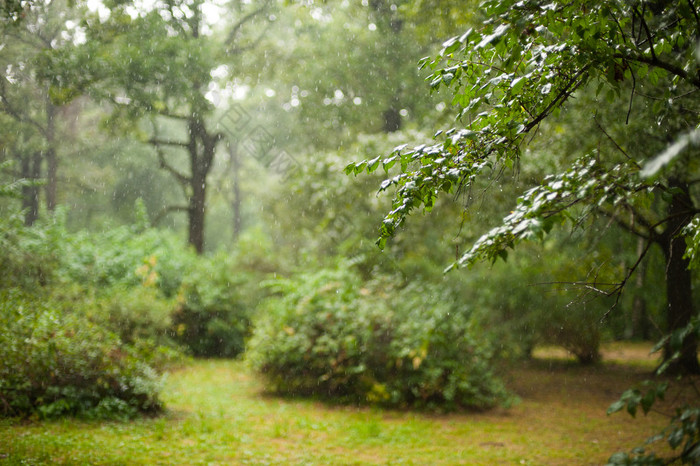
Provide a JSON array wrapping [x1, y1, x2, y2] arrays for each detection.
[[0, 207, 253, 418], [248, 266, 511, 410], [0, 289, 163, 419]]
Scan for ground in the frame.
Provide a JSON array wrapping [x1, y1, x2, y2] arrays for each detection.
[[0, 342, 696, 465]]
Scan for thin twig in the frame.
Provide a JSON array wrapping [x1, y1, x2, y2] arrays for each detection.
[[594, 119, 641, 169]]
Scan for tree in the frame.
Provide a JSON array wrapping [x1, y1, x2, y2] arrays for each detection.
[[252, 1, 449, 153], [350, 1, 700, 373], [47, 0, 272, 253], [0, 0, 84, 224]]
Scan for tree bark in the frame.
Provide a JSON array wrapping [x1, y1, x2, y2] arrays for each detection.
[[21, 151, 42, 226], [382, 107, 402, 133], [44, 98, 57, 212], [630, 237, 651, 339], [188, 167, 206, 254], [230, 143, 242, 242], [185, 117, 219, 254], [660, 180, 700, 374]]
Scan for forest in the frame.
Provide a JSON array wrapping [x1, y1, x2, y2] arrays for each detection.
[[1, 0, 699, 464]]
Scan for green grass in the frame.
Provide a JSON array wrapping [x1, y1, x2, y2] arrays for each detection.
[[0, 344, 689, 465]]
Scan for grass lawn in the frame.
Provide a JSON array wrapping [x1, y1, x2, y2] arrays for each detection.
[[0, 343, 693, 465]]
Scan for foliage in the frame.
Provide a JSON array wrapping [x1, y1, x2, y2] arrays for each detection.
[[347, 0, 700, 362], [90, 285, 175, 345], [607, 321, 700, 464], [0, 0, 29, 24], [350, 0, 699, 259], [248, 265, 510, 410], [46, 284, 185, 372], [0, 205, 256, 360], [0, 210, 63, 288], [171, 252, 252, 358], [0, 289, 164, 419], [468, 239, 621, 364], [348, 0, 699, 459], [0, 205, 192, 292], [60, 220, 195, 297]]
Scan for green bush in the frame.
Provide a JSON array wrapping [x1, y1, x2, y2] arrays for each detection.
[[247, 266, 510, 410], [0, 213, 62, 289], [50, 284, 188, 370], [171, 252, 252, 358], [0, 290, 164, 419], [82, 286, 176, 346], [468, 241, 617, 364], [0, 208, 253, 360], [0, 206, 194, 296], [60, 223, 195, 296]]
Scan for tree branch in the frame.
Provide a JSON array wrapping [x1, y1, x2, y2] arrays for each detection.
[[0, 78, 47, 136], [597, 206, 653, 241], [148, 137, 189, 148], [615, 52, 700, 89], [635, 6, 657, 62], [600, 238, 654, 322], [594, 119, 641, 169], [152, 205, 189, 225], [152, 144, 190, 187], [523, 66, 589, 133], [225, 5, 268, 46], [689, 0, 700, 32], [155, 108, 190, 121]]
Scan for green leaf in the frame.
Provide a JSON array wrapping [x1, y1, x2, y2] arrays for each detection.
[[510, 76, 526, 94], [607, 400, 625, 415], [640, 390, 655, 415]]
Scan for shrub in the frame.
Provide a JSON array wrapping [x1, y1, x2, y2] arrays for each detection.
[[83, 286, 176, 346], [0, 290, 164, 419], [51, 284, 188, 370], [0, 206, 194, 296], [247, 266, 510, 410], [0, 213, 62, 289], [468, 244, 614, 364], [60, 223, 194, 295], [171, 252, 252, 358]]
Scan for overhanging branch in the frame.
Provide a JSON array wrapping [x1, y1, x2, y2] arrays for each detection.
[[225, 5, 268, 46], [153, 205, 189, 225]]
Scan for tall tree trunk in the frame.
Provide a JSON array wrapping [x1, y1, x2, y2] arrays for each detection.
[[230, 143, 242, 242], [630, 236, 651, 339], [186, 117, 218, 255], [188, 166, 206, 254], [382, 106, 402, 133], [45, 98, 57, 212], [21, 151, 42, 226], [660, 180, 700, 374]]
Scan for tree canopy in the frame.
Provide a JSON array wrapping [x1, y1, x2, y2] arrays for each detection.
[[350, 0, 700, 373]]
